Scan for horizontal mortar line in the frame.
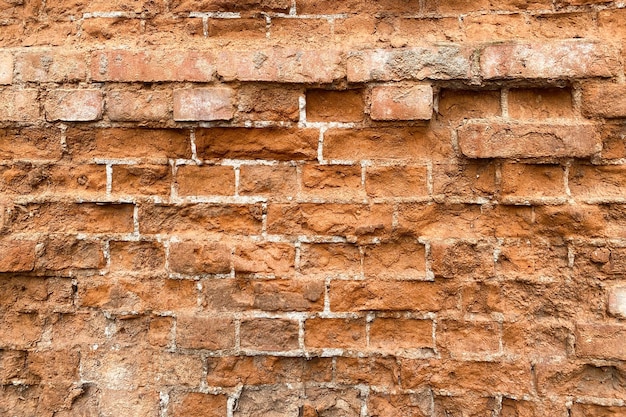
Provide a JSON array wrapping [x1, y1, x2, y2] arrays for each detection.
[[188, 11, 241, 18], [82, 11, 139, 18]]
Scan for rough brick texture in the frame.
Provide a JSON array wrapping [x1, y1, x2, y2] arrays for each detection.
[[1, 1, 625, 416]]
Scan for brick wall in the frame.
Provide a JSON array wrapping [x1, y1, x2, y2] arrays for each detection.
[[1, 1, 626, 416]]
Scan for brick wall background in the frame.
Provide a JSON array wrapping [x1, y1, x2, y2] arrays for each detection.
[[1, 0, 626, 416]]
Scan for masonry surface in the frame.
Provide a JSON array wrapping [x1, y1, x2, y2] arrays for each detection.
[[1, 0, 626, 416]]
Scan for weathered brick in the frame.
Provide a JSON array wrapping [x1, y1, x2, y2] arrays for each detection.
[[363, 238, 426, 279], [0, 128, 62, 161], [496, 239, 569, 280], [503, 321, 571, 359], [393, 17, 464, 44], [112, 164, 171, 196], [508, 88, 574, 119], [347, 46, 472, 82], [98, 388, 159, 417], [45, 89, 103, 122], [0, 89, 39, 121], [501, 163, 566, 202], [432, 161, 496, 200], [240, 318, 299, 351], [36, 238, 104, 272], [171, 0, 291, 12], [234, 241, 294, 277], [0, 163, 106, 196], [169, 241, 231, 275], [431, 239, 496, 279], [303, 387, 362, 417], [270, 17, 332, 43], [107, 90, 170, 122], [267, 203, 392, 238], [464, 13, 530, 41], [429, 361, 532, 395], [536, 362, 626, 398], [531, 12, 595, 39], [370, 318, 433, 351], [176, 316, 235, 350], [173, 87, 235, 121], [195, 127, 319, 161], [0, 240, 36, 272], [571, 404, 626, 417], [366, 165, 428, 198], [306, 89, 364, 122], [140, 204, 263, 235], [437, 89, 501, 122], [176, 165, 234, 196], [169, 392, 228, 417], [500, 398, 567, 417], [109, 241, 165, 272], [437, 320, 501, 357], [598, 8, 626, 40], [299, 243, 361, 276], [15, 50, 87, 82], [0, 51, 13, 84], [305, 317, 366, 349], [301, 164, 364, 200], [608, 286, 626, 319], [481, 41, 619, 79], [238, 85, 301, 121], [92, 50, 216, 82], [576, 324, 626, 360], [569, 164, 626, 200], [368, 391, 433, 417], [238, 164, 297, 199], [458, 122, 600, 159], [218, 49, 344, 83], [0, 312, 43, 349], [370, 84, 433, 121], [2, 276, 73, 314], [433, 395, 500, 417], [324, 127, 453, 161], [66, 128, 191, 160], [335, 356, 401, 386], [582, 83, 626, 119], [330, 280, 455, 312]]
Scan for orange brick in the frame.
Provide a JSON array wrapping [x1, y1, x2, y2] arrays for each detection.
[[370, 318, 433, 351], [207, 17, 266, 39], [36, 238, 104, 272], [393, 17, 463, 44], [508, 88, 573, 119], [0, 89, 39, 122], [169, 392, 228, 417], [299, 243, 361, 276], [569, 164, 626, 200], [432, 161, 496, 200], [112, 164, 171, 196], [176, 165, 234, 196], [437, 89, 501, 122], [233, 241, 295, 277], [571, 404, 626, 417], [171, 0, 291, 13], [238, 85, 301, 122], [0, 163, 106, 196], [176, 316, 235, 350], [429, 361, 532, 396], [15, 50, 87, 82], [0, 240, 36, 273], [109, 241, 165, 272], [496, 239, 569, 280], [306, 89, 364, 122], [531, 12, 596, 39], [240, 319, 299, 351], [195, 127, 318, 161], [370, 84, 433, 121], [582, 83, 626, 119], [305, 317, 366, 349], [501, 163, 566, 201], [239, 165, 297, 199], [335, 357, 400, 386], [169, 241, 231, 275], [270, 18, 332, 43], [363, 238, 426, 279], [0, 51, 13, 84], [366, 165, 428, 198], [437, 320, 501, 356], [431, 240, 496, 279], [301, 164, 363, 200], [576, 324, 626, 360], [463, 13, 530, 41]]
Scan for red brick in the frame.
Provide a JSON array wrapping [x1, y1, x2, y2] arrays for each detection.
[[297, 0, 423, 13], [92, 50, 216, 82], [240, 319, 299, 351], [7, 203, 135, 234], [0, 128, 62, 161], [0, 312, 43, 349], [238, 85, 301, 122], [15, 50, 87, 82], [508, 88, 574, 119], [306, 89, 364, 122], [195, 127, 319, 161], [45, 0, 164, 15], [238, 165, 297, 199], [305, 317, 366, 349], [500, 398, 567, 417], [0, 51, 13, 84], [0, 163, 106, 196], [433, 395, 500, 417], [392, 17, 464, 44], [176, 165, 234, 196], [431, 240, 496, 279], [432, 161, 496, 200], [458, 122, 600, 159], [218, 49, 344, 83], [330, 280, 455, 312], [576, 324, 626, 360], [464, 13, 530, 41], [437, 89, 501, 122], [324, 127, 453, 162], [0, 240, 36, 272], [267, 203, 392, 238], [81, 17, 143, 42], [363, 238, 426, 279], [370, 84, 433, 121], [368, 392, 432, 417], [366, 165, 428, 198], [270, 18, 332, 43], [501, 163, 566, 202], [45, 89, 103, 122], [169, 392, 228, 417], [300, 164, 364, 200], [536, 362, 626, 398], [299, 243, 361, 276], [66, 128, 191, 160], [107, 90, 170, 122], [233, 241, 294, 277], [370, 318, 433, 351], [169, 241, 231, 275], [176, 316, 235, 350], [503, 321, 571, 359], [112, 164, 171, 197], [531, 12, 595, 40], [36, 238, 104, 272], [173, 87, 235, 121], [109, 241, 165, 272], [496, 239, 569, 280], [582, 83, 626, 119], [0, 89, 39, 121], [429, 361, 532, 396], [347, 46, 472, 82], [608, 286, 626, 319], [481, 41, 619, 80], [140, 204, 262, 235]]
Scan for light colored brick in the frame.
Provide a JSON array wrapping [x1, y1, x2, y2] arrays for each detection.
[[107, 90, 170, 122], [347, 46, 472, 82], [15, 50, 87, 82], [370, 84, 433, 120], [608, 286, 626, 319], [0, 89, 39, 122], [458, 122, 600, 159], [481, 41, 619, 80], [0, 52, 13, 84], [45, 89, 103, 122], [173, 87, 235, 121]]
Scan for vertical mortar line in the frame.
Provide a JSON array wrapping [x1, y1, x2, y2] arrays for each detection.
[[196, 280, 203, 310], [133, 204, 140, 236], [299, 94, 307, 126], [199, 352, 209, 392], [331, 356, 337, 383], [365, 312, 374, 349], [294, 239, 301, 273], [423, 239, 434, 281], [359, 384, 370, 417], [265, 14, 272, 39], [501, 88, 509, 118], [567, 242, 575, 269], [261, 202, 268, 237], [170, 315, 177, 351], [494, 161, 503, 203], [59, 123, 68, 153], [317, 126, 326, 163], [106, 164, 113, 197], [202, 16, 209, 37], [494, 395, 503, 417], [358, 244, 365, 279], [234, 165, 241, 197], [289, 0, 297, 15], [450, 128, 460, 156], [234, 314, 241, 352], [563, 160, 572, 199], [431, 313, 438, 356], [170, 160, 178, 203], [159, 390, 170, 417], [227, 386, 243, 417], [190, 129, 201, 164], [391, 202, 399, 230], [360, 161, 367, 197], [103, 239, 111, 271], [571, 82, 583, 115], [298, 315, 306, 351], [164, 238, 171, 275], [426, 160, 434, 197]]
